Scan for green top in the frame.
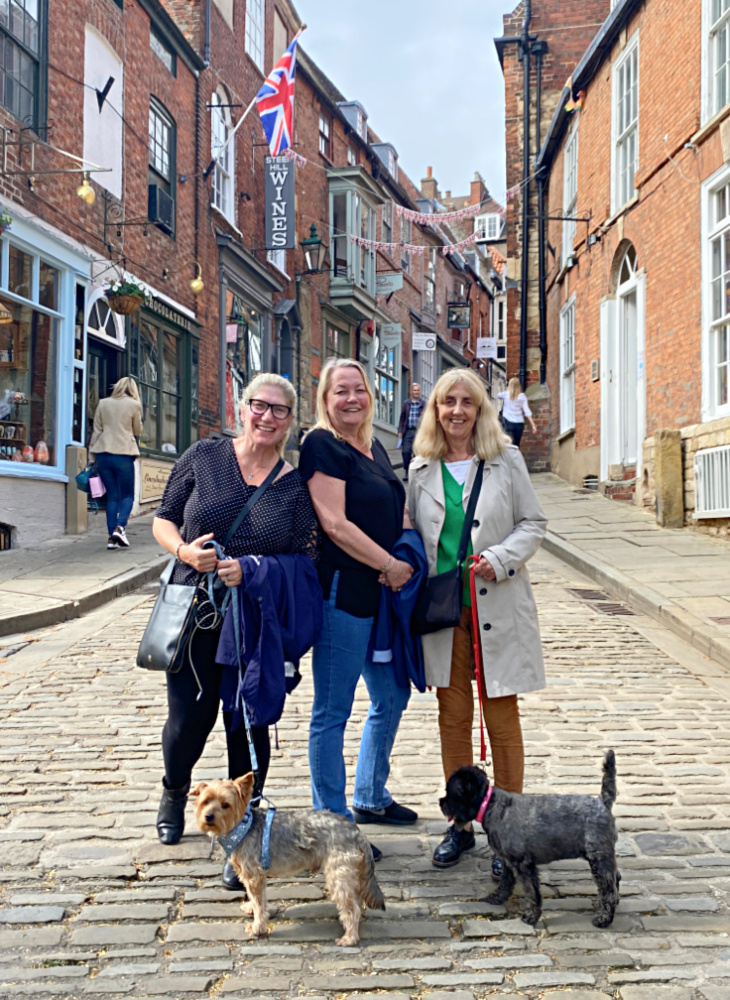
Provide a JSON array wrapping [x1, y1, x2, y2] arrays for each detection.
[[436, 462, 474, 607]]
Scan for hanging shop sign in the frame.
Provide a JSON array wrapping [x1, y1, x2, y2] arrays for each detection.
[[265, 155, 295, 250], [413, 332, 436, 352], [447, 303, 471, 329], [376, 272, 404, 295], [380, 322, 402, 349], [476, 336, 497, 360]]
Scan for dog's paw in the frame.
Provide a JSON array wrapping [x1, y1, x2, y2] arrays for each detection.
[[521, 908, 541, 926], [245, 921, 270, 937], [484, 891, 508, 906], [240, 900, 254, 915], [336, 935, 359, 947], [592, 911, 614, 928]]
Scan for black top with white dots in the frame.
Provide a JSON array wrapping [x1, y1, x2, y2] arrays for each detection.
[[156, 438, 320, 586]]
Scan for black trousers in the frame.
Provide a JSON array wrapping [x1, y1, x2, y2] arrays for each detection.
[[162, 623, 271, 792], [402, 427, 417, 479], [502, 419, 525, 448]]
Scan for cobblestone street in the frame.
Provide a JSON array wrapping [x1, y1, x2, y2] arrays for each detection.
[[2, 549, 730, 1000]]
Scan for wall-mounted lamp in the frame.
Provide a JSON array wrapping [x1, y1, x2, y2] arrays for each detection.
[[162, 261, 205, 296], [566, 253, 578, 269], [587, 232, 600, 247], [77, 173, 95, 205]]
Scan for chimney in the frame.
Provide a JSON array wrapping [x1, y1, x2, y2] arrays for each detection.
[[470, 171, 487, 207], [421, 165, 439, 201]]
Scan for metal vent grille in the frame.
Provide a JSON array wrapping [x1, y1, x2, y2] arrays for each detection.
[[566, 588, 638, 616], [567, 588, 612, 601], [694, 445, 730, 519], [593, 602, 638, 616]]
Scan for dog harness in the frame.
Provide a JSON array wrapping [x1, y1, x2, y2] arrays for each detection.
[[217, 802, 277, 870], [475, 785, 493, 824]]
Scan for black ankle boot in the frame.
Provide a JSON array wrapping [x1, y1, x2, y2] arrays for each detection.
[[156, 778, 190, 845]]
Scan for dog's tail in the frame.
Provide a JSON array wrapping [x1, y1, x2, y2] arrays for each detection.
[[361, 844, 386, 912], [601, 749, 617, 812]]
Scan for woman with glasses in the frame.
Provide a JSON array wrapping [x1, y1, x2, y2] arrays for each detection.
[[151, 373, 319, 889]]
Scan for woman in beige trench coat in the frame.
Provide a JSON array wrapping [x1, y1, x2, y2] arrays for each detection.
[[407, 368, 547, 870]]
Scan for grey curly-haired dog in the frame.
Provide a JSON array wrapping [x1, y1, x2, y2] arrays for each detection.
[[439, 749, 619, 927], [192, 773, 385, 945]]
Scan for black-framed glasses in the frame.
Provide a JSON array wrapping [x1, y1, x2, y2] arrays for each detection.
[[246, 398, 292, 420]]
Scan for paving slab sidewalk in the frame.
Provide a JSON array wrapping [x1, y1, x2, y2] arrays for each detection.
[[0, 512, 167, 637], [533, 472, 730, 672]]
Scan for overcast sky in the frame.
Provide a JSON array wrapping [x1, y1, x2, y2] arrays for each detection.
[[295, 1, 512, 204]]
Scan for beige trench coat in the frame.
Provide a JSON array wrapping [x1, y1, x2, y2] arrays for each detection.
[[407, 447, 547, 696]]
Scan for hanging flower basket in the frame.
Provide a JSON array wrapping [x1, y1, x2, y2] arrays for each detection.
[[108, 293, 144, 315], [104, 278, 151, 315], [0, 207, 12, 234]]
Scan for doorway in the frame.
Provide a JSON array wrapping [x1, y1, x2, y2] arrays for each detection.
[[86, 339, 120, 444]]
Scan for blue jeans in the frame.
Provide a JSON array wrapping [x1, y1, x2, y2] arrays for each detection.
[[95, 453, 135, 536], [309, 572, 411, 818]]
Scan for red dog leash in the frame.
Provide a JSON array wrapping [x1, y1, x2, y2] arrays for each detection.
[[466, 554, 488, 762]]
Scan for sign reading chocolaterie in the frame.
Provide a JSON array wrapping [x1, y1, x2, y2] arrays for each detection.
[[140, 458, 173, 501], [265, 155, 295, 250]]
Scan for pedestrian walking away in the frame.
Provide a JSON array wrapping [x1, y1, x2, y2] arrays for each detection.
[[408, 367, 547, 870], [88, 376, 143, 550], [151, 373, 320, 891], [497, 377, 537, 448], [397, 382, 426, 482], [299, 359, 418, 852]]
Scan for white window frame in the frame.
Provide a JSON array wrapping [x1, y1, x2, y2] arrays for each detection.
[[611, 32, 639, 215], [560, 295, 576, 433], [562, 122, 578, 265], [267, 249, 288, 276], [415, 343, 435, 399], [318, 113, 331, 159], [347, 144, 356, 166], [400, 216, 412, 274], [703, 0, 730, 123], [702, 163, 730, 421], [424, 247, 436, 311], [211, 90, 234, 223], [475, 213, 500, 240], [373, 331, 400, 427], [382, 200, 393, 245], [245, 0, 264, 73]]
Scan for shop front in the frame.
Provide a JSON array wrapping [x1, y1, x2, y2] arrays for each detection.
[[0, 211, 91, 547]]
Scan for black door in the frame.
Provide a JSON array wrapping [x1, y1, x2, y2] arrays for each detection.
[[86, 339, 120, 445]]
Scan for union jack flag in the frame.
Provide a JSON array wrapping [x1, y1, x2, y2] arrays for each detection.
[[255, 33, 302, 157]]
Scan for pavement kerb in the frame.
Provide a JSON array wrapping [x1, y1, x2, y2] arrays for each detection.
[[541, 529, 730, 674], [0, 553, 168, 637]]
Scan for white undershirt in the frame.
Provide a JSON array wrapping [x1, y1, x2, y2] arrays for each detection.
[[445, 459, 472, 485]]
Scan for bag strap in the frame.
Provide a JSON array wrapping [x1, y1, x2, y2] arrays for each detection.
[[456, 460, 485, 570], [222, 457, 285, 549]]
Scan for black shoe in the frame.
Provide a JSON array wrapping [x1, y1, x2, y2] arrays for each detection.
[[370, 843, 382, 862], [156, 778, 190, 845], [222, 858, 245, 891], [491, 856, 504, 880], [353, 801, 418, 826], [432, 826, 476, 869]]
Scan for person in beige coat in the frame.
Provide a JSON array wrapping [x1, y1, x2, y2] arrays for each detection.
[[88, 376, 143, 550], [408, 368, 547, 870]]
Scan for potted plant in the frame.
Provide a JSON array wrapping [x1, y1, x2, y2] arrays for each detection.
[[104, 277, 151, 315]]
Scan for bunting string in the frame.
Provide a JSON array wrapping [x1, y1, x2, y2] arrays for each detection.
[[394, 202, 481, 225], [283, 147, 307, 168], [349, 232, 479, 257]]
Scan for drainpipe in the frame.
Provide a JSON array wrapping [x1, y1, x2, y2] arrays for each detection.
[[518, 0, 532, 389], [204, 0, 211, 67], [534, 40, 548, 385]]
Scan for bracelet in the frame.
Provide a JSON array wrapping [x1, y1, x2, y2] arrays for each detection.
[[175, 541, 186, 562], [380, 554, 395, 574]]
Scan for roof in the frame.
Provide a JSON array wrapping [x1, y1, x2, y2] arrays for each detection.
[[537, 0, 642, 173], [489, 246, 506, 276]]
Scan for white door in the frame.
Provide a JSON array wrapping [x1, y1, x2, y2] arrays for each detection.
[[620, 289, 638, 464]]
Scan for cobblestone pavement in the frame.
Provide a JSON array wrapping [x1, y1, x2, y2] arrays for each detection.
[[2, 550, 730, 1000]]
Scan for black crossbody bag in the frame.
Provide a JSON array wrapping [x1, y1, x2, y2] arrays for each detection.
[[137, 458, 284, 673], [411, 460, 485, 636]]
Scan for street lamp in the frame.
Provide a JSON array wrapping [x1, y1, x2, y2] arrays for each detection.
[[299, 224, 328, 274]]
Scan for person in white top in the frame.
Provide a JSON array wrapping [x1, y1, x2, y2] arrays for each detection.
[[497, 377, 536, 448]]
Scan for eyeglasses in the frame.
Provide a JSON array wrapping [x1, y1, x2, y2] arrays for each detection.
[[246, 398, 293, 420]]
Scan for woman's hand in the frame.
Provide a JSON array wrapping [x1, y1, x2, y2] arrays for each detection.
[[217, 558, 242, 588], [473, 556, 497, 581], [178, 533, 218, 573], [380, 558, 414, 592]]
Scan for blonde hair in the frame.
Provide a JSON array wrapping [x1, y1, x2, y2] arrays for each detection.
[[111, 376, 140, 402], [241, 372, 297, 457], [413, 367, 509, 462], [508, 376, 522, 401], [314, 358, 374, 450]]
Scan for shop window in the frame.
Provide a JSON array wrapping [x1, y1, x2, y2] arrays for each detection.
[[325, 323, 350, 361], [374, 335, 399, 426], [0, 0, 45, 129], [72, 283, 85, 444], [148, 98, 176, 236], [211, 89, 234, 222], [225, 290, 265, 432]]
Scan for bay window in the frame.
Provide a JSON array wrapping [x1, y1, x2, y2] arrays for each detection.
[[328, 173, 378, 296]]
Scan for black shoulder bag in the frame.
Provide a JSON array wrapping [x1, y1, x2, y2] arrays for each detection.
[[411, 460, 485, 636], [137, 458, 285, 673]]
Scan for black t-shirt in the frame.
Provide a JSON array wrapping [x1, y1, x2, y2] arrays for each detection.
[[298, 428, 405, 618], [156, 438, 319, 587]]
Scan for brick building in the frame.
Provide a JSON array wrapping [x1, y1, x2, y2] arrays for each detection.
[[498, 0, 611, 470], [533, 0, 730, 532], [0, 0, 497, 547]]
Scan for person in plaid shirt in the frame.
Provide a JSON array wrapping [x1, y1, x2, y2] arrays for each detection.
[[397, 383, 425, 482]]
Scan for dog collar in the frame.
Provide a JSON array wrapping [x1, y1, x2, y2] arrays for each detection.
[[217, 809, 253, 857], [475, 786, 493, 824]]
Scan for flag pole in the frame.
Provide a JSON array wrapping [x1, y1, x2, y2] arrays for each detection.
[[203, 25, 307, 180]]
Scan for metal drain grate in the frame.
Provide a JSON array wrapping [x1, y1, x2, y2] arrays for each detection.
[[567, 588, 612, 601], [592, 602, 638, 616]]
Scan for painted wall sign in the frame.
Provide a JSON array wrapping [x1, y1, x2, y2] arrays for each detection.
[[375, 272, 404, 294], [447, 303, 471, 329], [380, 322, 402, 349], [476, 336, 497, 359], [413, 332, 437, 351], [265, 155, 295, 250], [140, 458, 173, 502]]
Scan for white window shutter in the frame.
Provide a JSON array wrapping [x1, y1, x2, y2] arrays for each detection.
[[600, 298, 617, 482]]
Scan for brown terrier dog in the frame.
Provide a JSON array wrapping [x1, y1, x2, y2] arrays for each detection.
[[192, 773, 385, 945]]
